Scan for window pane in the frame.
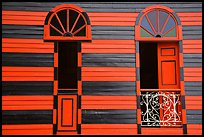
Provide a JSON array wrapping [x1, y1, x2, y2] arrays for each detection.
[[163, 27, 176, 37], [141, 16, 155, 35], [159, 10, 169, 33], [147, 10, 157, 32], [140, 27, 153, 37], [162, 16, 176, 35]]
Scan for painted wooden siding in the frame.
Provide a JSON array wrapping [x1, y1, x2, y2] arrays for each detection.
[[2, 2, 202, 135]]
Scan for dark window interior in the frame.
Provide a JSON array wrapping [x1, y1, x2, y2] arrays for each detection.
[[58, 42, 78, 89], [139, 42, 158, 89], [139, 42, 160, 127]]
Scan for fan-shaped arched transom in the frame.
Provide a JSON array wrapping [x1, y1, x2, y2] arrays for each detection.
[[140, 9, 177, 38], [44, 4, 91, 41], [136, 5, 182, 41]]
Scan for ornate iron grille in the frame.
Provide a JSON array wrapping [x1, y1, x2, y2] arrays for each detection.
[[140, 90, 182, 127]]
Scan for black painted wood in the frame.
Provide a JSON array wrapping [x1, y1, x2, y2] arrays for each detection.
[[82, 53, 135, 67], [2, 82, 53, 95], [2, 52, 54, 66], [2, 110, 53, 124], [82, 110, 136, 124], [82, 82, 136, 95]]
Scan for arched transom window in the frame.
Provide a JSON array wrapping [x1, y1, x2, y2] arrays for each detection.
[[44, 4, 91, 41], [140, 9, 177, 38], [136, 5, 182, 40]]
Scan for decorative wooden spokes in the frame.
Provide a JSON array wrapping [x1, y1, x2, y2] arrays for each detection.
[[50, 9, 86, 37], [140, 9, 177, 38]]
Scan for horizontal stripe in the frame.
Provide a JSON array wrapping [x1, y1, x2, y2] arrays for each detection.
[[82, 109, 136, 124], [2, 2, 202, 12], [183, 54, 202, 67], [2, 96, 53, 110], [82, 96, 136, 109], [82, 54, 135, 67], [184, 82, 202, 96], [2, 110, 53, 124], [2, 81, 53, 95], [3, 129, 53, 135], [81, 124, 137, 135], [182, 26, 202, 39], [187, 110, 202, 124], [2, 38, 54, 53], [184, 68, 202, 81], [141, 128, 183, 135], [185, 96, 202, 109], [82, 82, 136, 95], [183, 40, 202, 53], [2, 52, 54, 67], [187, 124, 202, 135], [2, 25, 202, 40], [2, 124, 53, 135], [2, 67, 54, 81], [3, 10, 202, 26], [82, 40, 135, 53]]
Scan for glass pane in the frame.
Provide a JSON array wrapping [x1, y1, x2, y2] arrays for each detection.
[[163, 27, 176, 37], [159, 10, 169, 33], [162, 16, 176, 35], [57, 10, 67, 32], [73, 15, 85, 33], [141, 16, 155, 35], [69, 9, 79, 32], [50, 15, 64, 34], [140, 27, 153, 37], [147, 10, 157, 32]]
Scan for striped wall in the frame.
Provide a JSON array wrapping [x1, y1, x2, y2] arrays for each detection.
[[2, 2, 202, 135]]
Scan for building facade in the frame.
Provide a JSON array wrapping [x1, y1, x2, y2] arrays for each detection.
[[2, 2, 202, 135]]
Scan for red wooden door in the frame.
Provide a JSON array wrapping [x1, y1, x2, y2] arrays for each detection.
[[158, 42, 180, 89], [157, 42, 181, 126]]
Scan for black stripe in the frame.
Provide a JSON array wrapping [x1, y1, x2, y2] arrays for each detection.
[[2, 110, 53, 124], [58, 90, 78, 94], [136, 67, 140, 81], [186, 110, 202, 124], [53, 124, 57, 135], [54, 95, 58, 109], [137, 96, 141, 109], [82, 110, 136, 124], [82, 82, 136, 95], [77, 124, 81, 134], [54, 42, 58, 53], [180, 67, 184, 81], [2, 82, 53, 95], [77, 67, 81, 81], [183, 124, 187, 134], [136, 41, 139, 53], [2, 52, 53, 67], [82, 12, 90, 25], [45, 11, 53, 25], [2, 25, 44, 39], [2, 2, 201, 12], [77, 42, 81, 52], [181, 95, 186, 109], [54, 67, 58, 80], [78, 95, 81, 109], [179, 41, 183, 53], [137, 124, 141, 134], [185, 82, 202, 96], [82, 53, 135, 67]]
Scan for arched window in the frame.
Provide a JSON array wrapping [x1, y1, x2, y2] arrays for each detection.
[[44, 4, 91, 41], [135, 5, 182, 41]]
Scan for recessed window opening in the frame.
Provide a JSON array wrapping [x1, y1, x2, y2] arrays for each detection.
[[139, 42, 158, 89], [58, 42, 78, 89]]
